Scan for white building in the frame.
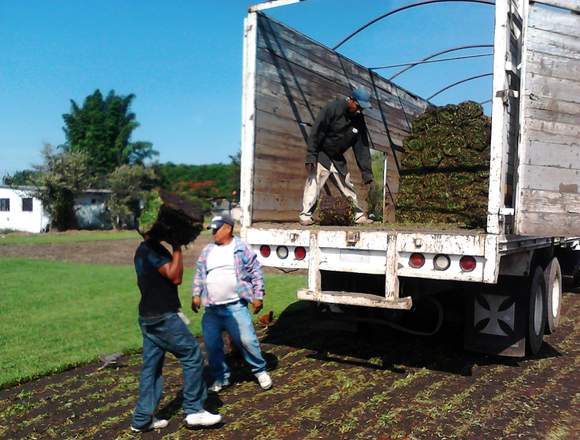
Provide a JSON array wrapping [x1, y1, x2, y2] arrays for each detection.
[[0, 185, 112, 233], [0, 185, 49, 233]]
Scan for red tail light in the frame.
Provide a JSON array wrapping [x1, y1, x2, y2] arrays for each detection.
[[294, 246, 306, 260], [460, 256, 477, 272], [260, 245, 271, 258], [409, 253, 425, 268]]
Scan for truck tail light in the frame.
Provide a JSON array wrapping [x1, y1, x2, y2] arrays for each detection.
[[294, 246, 306, 260], [260, 245, 271, 258], [276, 246, 289, 259], [460, 256, 476, 272], [433, 254, 451, 271], [409, 253, 425, 268]]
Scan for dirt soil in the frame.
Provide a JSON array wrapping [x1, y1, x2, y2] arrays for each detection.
[[0, 237, 210, 266], [0, 239, 578, 439]]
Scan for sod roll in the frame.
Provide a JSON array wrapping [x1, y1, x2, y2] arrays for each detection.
[[138, 189, 203, 246], [396, 101, 491, 229]]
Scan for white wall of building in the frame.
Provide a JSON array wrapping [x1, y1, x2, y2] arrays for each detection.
[[0, 186, 49, 233]]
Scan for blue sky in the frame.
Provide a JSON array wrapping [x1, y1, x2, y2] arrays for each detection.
[[0, 0, 494, 176]]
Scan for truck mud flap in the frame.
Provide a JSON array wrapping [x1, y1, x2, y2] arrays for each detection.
[[464, 288, 527, 357]]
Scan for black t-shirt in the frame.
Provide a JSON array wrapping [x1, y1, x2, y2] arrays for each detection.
[[134, 240, 181, 317]]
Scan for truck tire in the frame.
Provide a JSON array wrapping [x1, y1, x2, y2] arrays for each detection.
[[544, 258, 562, 335], [527, 266, 546, 356]]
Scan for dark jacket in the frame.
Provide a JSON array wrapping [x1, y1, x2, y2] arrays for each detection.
[[305, 98, 373, 183]]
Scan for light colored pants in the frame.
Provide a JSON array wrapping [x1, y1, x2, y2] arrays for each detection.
[[300, 162, 365, 222]]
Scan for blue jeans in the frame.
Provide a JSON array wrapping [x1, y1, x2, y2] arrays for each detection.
[[202, 301, 266, 383], [132, 313, 207, 429]]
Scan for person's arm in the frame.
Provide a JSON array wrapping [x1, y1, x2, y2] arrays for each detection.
[[243, 243, 265, 314], [353, 120, 373, 184], [191, 252, 206, 313], [305, 104, 331, 166], [158, 246, 183, 285]]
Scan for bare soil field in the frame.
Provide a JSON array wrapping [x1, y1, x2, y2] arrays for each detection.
[[0, 236, 210, 266], [1, 238, 578, 439]]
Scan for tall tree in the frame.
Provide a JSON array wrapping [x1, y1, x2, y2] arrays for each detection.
[[32, 144, 95, 231], [107, 164, 157, 229], [62, 89, 158, 177]]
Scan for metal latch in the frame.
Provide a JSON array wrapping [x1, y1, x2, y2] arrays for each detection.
[[346, 231, 360, 246]]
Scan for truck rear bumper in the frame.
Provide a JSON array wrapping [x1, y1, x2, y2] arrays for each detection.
[[297, 288, 413, 310]]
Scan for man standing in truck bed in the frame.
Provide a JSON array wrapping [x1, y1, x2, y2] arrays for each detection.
[[299, 87, 374, 226]]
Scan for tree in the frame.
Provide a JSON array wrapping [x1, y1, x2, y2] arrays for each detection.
[[33, 144, 94, 231], [2, 169, 42, 186], [107, 165, 157, 229], [62, 89, 158, 177]]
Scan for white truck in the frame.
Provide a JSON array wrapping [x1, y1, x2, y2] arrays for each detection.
[[239, 0, 580, 356]]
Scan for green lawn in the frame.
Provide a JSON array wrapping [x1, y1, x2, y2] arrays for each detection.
[[0, 257, 305, 388], [0, 230, 140, 246]]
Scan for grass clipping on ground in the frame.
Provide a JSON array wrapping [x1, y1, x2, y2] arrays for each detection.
[[396, 101, 491, 229]]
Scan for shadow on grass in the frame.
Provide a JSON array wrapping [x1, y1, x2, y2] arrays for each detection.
[[262, 300, 562, 377]]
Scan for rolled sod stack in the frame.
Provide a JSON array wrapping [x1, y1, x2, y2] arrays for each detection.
[[396, 101, 492, 229], [138, 189, 204, 246]]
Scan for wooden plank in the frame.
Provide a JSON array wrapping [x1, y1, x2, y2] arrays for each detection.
[[525, 139, 580, 168], [256, 50, 426, 119], [526, 27, 580, 60], [529, 4, 580, 30], [524, 72, 580, 105], [257, 14, 427, 107], [518, 188, 580, 213], [519, 164, 580, 191], [526, 50, 580, 83], [532, 0, 580, 13], [515, 210, 580, 236]]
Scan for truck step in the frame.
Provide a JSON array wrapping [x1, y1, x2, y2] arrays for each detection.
[[297, 288, 412, 310]]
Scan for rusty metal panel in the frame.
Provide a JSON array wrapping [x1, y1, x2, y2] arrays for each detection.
[[514, 3, 580, 236], [252, 13, 429, 222]]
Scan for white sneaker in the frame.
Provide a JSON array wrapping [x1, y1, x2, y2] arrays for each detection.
[[184, 410, 222, 428], [354, 215, 374, 225], [299, 217, 315, 226], [208, 380, 230, 393], [130, 417, 169, 432], [256, 371, 272, 390]]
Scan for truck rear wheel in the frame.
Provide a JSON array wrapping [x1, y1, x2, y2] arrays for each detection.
[[527, 266, 546, 356], [544, 258, 562, 334]]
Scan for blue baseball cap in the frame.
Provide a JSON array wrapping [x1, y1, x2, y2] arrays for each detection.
[[352, 87, 372, 109], [207, 214, 235, 231]]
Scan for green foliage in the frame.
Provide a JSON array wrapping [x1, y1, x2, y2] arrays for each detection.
[[31, 144, 95, 231], [2, 169, 42, 186], [137, 189, 163, 235], [154, 160, 239, 210], [367, 150, 385, 222], [0, 256, 305, 388], [62, 89, 158, 176], [107, 165, 157, 229]]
